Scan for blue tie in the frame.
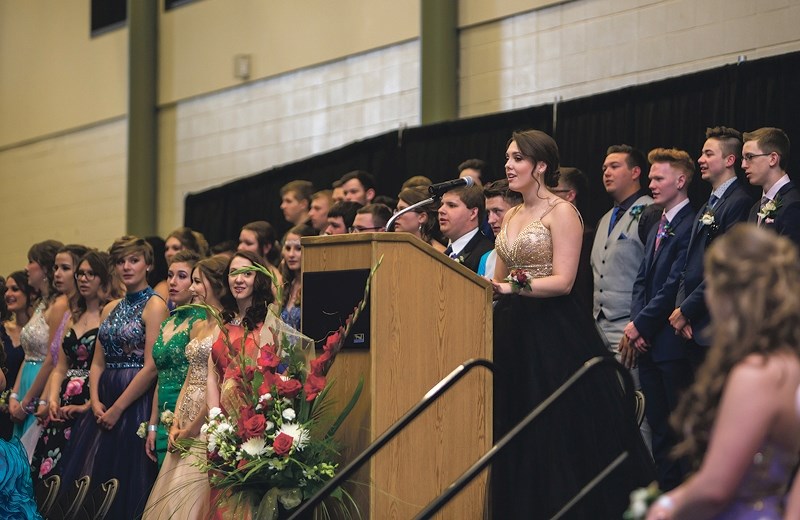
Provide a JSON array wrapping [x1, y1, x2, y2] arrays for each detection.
[[708, 194, 719, 209], [608, 206, 623, 235]]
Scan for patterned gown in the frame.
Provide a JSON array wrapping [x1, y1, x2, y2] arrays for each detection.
[[491, 203, 655, 519], [58, 288, 160, 519], [143, 332, 215, 519], [151, 306, 205, 466], [13, 301, 50, 443], [30, 326, 97, 481]]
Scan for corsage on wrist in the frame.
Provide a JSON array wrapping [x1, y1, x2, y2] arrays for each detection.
[[505, 269, 532, 294]]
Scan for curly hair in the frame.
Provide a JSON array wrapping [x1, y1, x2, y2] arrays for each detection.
[[671, 224, 800, 466], [221, 250, 274, 329]]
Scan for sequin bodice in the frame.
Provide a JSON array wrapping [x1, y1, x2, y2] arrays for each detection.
[[62, 327, 98, 372], [99, 288, 156, 369], [176, 334, 214, 424], [713, 442, 798, 519], [19, 301, 49, 362], [152, 306, 205, 399], [495, 206, 555, 279]]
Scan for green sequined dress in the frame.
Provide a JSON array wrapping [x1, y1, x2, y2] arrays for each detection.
[[151, 306, 205, 466]]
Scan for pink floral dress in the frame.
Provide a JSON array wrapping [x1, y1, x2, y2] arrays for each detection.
[[30, 326, 97, 481]]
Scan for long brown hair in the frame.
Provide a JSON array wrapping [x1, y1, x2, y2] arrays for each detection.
[[672, 224, 800, 465]]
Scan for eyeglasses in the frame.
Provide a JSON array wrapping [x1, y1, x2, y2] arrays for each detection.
[[75, 270, 97, 281], [348, 226, 384, 233], [742, 152, 773, 162]]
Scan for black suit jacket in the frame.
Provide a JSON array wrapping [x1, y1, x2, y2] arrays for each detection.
[[677, 181, 752, 346], [453, 231, 494, 273], [747, 181, 800, 246], [631, 203, 694, 362]]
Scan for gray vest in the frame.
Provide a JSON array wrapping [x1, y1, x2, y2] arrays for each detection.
[[591, 195, 653, 321]]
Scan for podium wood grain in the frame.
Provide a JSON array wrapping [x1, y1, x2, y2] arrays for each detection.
[[303, 233, 493, 519]]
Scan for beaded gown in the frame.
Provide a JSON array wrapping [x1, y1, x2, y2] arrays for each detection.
[[59, 288, 160, 519], [144, 331, 215, 519], [30, 326, 97, 481], [13, 302, 49, 445], [151, 306, 205, 466], [491, 203, 655, 519]]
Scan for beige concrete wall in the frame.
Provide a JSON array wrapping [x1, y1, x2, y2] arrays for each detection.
[[0, 0, 128, 148], [0, 119, 127, 276], [159, 0, 419, 105], [459, 0, 800, 117]]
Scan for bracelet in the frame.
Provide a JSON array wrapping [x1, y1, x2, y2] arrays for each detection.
[[38, 400, 48, 406], [9, 392, 19, 401], [656, 494, 675, 510], [147, 424, 158, 432]]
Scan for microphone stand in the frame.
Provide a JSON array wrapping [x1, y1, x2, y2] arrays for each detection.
[[385, 194, 440, 232]]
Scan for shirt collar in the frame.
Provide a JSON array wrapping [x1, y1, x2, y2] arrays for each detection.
[[711, 177, 737, 200], [616, 190, 645, 211], [664, 198, 690, 222], [764, 174, 790, 200], [449, 227, 480, 255]]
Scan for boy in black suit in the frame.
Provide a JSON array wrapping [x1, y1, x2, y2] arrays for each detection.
[[438, 185, 493, 273]]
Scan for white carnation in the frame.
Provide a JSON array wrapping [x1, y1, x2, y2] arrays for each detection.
[[208, 407, 223, 419], [279, 423, 309, 451], [282, 408, 296, 421], [241, 437, 268, 457]]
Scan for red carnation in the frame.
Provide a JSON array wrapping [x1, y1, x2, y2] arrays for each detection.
[[273, 432, 294, 456], [304, 373, 327, 401]]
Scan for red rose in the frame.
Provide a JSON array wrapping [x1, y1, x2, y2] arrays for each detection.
[[275, 378, 302, 398], [304, 373, 327, 401], [243, 414, 266, 440], [257, 347, 280, 370], [273, 432, 294, 456]]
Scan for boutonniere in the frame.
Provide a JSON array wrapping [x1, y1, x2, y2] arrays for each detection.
[[698, 209, 720, 235], [505, 269, 532, 294], [454, 255, 465, 264], [625, 204, 647, 231], [757, 196, 782, 223], [657, 223, 674, 241]]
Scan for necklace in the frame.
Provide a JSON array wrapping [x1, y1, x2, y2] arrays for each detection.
[[230, 316, 242, 326]]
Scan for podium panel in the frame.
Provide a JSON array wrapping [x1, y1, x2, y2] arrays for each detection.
[[302, 233, 492, 519]]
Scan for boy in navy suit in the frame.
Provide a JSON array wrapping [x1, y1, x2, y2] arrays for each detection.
[[623, 148, 695, 491], [743, 127, 800, 245], [669, 127, 752, 366]]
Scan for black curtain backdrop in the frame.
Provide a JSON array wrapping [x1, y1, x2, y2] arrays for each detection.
[[185, 51, 800, 246]]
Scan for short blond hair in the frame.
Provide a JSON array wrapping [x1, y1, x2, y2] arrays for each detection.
[[648, 148, 694, 183]]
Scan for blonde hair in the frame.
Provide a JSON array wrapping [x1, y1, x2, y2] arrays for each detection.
[[672, 224, 800, 465], [647, 148, 694, 183]]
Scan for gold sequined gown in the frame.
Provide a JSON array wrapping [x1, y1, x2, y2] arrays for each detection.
[[491, 204, 654, 519], [143, 333, 214, 520]]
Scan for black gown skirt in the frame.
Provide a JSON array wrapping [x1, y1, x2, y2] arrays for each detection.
[[492, 293, 655, 519]]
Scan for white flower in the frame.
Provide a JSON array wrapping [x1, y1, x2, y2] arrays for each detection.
[[282, 408, 296, 421], [241, 437, 268, 457], [136, 422, 147, 439], [160, 409, 174, 428], [207, 434, 218, 453], [279, 423, 310, 451], [260, 393, 272, 402], [699, 213, 715, 226], [208, 407, 223, 419], [217, 422, 233, 434], [630, 499, 647, 517], [266, 420, 275, 431]]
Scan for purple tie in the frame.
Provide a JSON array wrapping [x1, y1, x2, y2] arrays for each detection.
[[655, 214, 668, 251]]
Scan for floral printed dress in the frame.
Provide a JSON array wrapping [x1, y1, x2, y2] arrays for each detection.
[[30, 327, 97, 481]]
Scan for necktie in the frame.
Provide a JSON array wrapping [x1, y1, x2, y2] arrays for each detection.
[[655, 214, 668, 252], [608, 206, 623, 236], [444, 245, 458, 259], [708, 194, 719, 209]]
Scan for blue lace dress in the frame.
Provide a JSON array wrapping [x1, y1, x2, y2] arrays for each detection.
[[59, 288, 160, 519], [13, 301, 49, 441], [0, 437, 42, 519]]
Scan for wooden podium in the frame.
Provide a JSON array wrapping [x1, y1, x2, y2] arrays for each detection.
[[302, 233, 493, 519]]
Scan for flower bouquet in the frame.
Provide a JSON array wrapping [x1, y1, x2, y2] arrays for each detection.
[[183, 258, 381, 519]]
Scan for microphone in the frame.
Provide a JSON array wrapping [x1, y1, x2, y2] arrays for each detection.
[[428, 176, 474, 197]]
